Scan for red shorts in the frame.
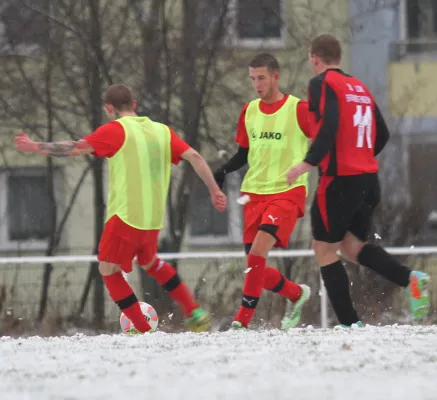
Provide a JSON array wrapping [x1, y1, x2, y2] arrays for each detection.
[[242, 187, 306, 248], [98, 215, 159, 273]]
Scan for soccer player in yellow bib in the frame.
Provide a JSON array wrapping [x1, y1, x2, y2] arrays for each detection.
[[15, 84, 227, 334], [214, 54, 312, 330]]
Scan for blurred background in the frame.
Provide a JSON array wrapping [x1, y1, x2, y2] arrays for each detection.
[[0, 0, 436, 335]]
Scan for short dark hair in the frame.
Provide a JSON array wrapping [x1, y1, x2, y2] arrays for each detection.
[[248, 53, 280, 73], [104, 84, 134, 111], [310, 34, 342, 65]]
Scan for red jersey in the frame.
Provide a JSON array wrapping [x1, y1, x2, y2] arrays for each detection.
[[83, 121, 190, 164], [305, 69, 389, 176]]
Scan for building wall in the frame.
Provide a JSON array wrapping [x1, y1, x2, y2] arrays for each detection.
[[349, 0, 437, 247], [348, 2, 399, 109], [350, 1, 437, 130], [389, 62, 437, 118]]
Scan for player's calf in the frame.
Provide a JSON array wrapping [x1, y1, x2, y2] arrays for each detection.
[[233, 253, 266, 328], [263, 267, 310, 329], [101, 267, 152, 333], [264, 267, 302, 302], [320, 260, 360, 326], [144, 258, 211, 332], [343, 235, 432, 322], [356, 243, 411, 287]]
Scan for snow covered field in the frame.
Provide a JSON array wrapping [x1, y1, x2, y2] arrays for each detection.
[[1, 325, 437, 400]]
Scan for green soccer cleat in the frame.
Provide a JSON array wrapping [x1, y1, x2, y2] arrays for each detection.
[[281, 284, 311, 331], [184, 308, 211, 332], [125, 328, 142, 335], [407, 271, 431, 322], [124, 327, 156, 335], [230, 321, 247, 330], [334, 321, 364, 329]]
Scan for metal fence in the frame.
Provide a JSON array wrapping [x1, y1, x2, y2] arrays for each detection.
[[0, 248, 436, 335]]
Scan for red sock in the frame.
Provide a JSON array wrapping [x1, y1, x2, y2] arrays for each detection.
[[147, 259, 198, 317], [234, 254, 266, 327], [103, 272, 151, 333], [263, 266, 302, 302]]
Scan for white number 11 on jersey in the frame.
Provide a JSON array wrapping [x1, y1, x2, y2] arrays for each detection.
[[354, 105, 372, 148]]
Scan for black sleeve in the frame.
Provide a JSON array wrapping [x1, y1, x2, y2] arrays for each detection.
[[213, 146, 248, 189], [374, 103, 390, 156], [220, 146, 248, 174], [304, 81, 339, 166]]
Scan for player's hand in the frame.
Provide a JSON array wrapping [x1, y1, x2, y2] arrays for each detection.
[[213, 168, 226, 189], [287, 162, 312, 186], [211, 189, 227, 212], [15, 130, 38, 153]]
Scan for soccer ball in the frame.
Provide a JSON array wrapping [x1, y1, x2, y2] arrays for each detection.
[[120, 301, 159, 333]]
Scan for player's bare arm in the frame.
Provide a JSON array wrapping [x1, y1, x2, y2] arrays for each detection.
[[38, 141, 93, 157], [181, 148, 227, 212], [15, 130, 94, 157]]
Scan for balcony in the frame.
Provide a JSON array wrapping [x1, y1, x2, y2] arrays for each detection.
[[390, 39, 437, 62]]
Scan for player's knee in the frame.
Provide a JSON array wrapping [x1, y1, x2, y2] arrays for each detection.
[[250, 228, 277, 257], [313, 240, 342, 266], [312, 240, 337, 256], [312, 240, 326, 255], [339, 243, 354, 262], [248, 242, 267, 258], [244, 243, 252, 255], [340, 233, 366, 264], [258, 224, 278, 239], [139, 255, 157, 271], [99, 262, 121, 276]]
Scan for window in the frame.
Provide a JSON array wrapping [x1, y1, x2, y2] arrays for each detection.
[[188, 172, 243, 246], [0, 1, 46, 46], [393, 0, 437, 59], [8, 174, 51, 241], [406, 0, 437, 39], [233, 0, 285, 48], [0, 168, 58, 251], [196, 0, 231, 43], [195, 0, 285, 49], [237, 0, 281, 39]]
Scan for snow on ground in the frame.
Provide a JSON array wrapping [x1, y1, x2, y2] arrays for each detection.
[[1, 325, 437, 400]]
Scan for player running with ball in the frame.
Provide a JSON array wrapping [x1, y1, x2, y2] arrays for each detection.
[[214, 54, 312, 330], [15, 84, 227, 334]]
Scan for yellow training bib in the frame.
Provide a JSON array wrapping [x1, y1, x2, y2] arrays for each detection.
[[106, 116, 171, 230], [241, 96, 309, 194]]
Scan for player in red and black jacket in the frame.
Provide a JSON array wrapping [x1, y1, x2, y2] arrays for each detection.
[[287, 34, 430, 327]]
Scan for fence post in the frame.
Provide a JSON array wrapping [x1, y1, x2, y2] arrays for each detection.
[[320, 274, 328, 329]]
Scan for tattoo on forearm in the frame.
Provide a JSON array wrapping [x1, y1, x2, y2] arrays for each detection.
[[38, 141, 77, 158]]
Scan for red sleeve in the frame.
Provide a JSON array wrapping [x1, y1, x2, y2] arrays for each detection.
[[296, 100, 312, 138], [83, 121, 125, 158], [170, 128, 191, 165], [235, 104, 250, 148]]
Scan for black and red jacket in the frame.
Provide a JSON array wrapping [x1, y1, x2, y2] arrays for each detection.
[[304, 68, 390, 176]]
